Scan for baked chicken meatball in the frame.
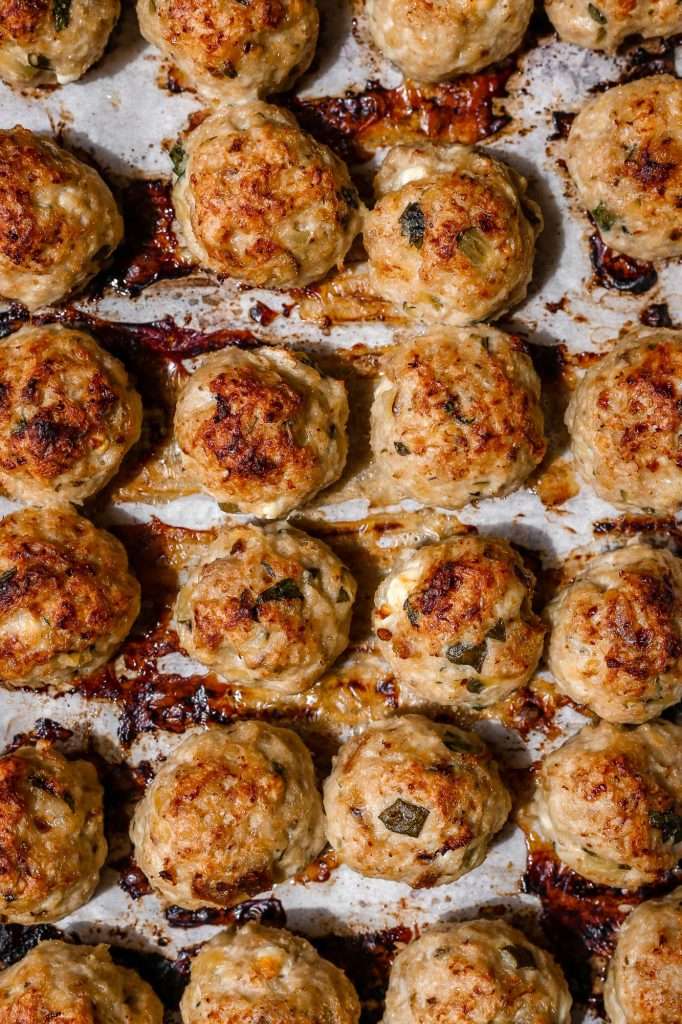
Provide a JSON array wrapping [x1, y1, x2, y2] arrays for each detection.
[[323, 715, 511, 887], [180, 924, 360, 1024], [547, 543, 682, 724], [0, 0, 119, 87], [173, 103, 362, 289], [604, 888, 682, 1024], [371, 327, 546, 508], [364, 143, 542, 326], [373, 534, 544, 708], [546, 0, 682, 52], [567, 328, 682, 513], [383, 920, 572, 1024], [0, 507, 140, 692], [0, 941, 163, 1024], [528, 719, 682, 889], [175, 523, 356, 693], [0, 127, 122, 311], [174, 346, 348, 515], [0, 324, 142, 506], [0, 741, 105, 923], [366, 0, 533, 81], [566, 76, 682, 262], [130, 723, 325, 910], [137, 0, 319, 101]]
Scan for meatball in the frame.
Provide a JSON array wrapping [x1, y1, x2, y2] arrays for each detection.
[[0, 0, 119, 87], [0, 507, 140, 692], [180, 924, 360, 1024], [364, 143, 542, 326], [0, 940, 162, 1024], [566, 76, 682, 262], [0, 324, 142, 506], [383, 920, 572, 1024], [566, 328, 682, 513], [137, 0, 318, 101], [604, 888, 682, 1024], [370, 326, 546, 508], [366, 0, 533, 81], [0, 741, 105, 923], [546, 0, 682, 51], [130, 723, 325, 910], [174, 346, 348, 515], [373, 534, 544, 708], [175, 523, 356, 693], [0, 127, 122, 311], [173, 103, 363, 288], [547, 543, 682, 724], [528, 719, 682, 888], [323, 715, 511, 887]]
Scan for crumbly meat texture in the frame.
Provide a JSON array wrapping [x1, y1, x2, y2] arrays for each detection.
[[323, 716, 511, 887], [0, 941, 163, 1024], [604, 887, 682, 1024], [566, 328, 682, 513], [173, 103, 363, 288], [0, 127, 123, 310], [547, 542, 682, 723], [371, 326, 546, 507], [180, 924, 360, 1024], [383, 920, 572, 1024], [0, 324, 142, 506], [364, 143, 542, 325], [373, 533, 544, 708], [546, 0, 682, 51], [137, 0, 319, 101], [174, 522, 356, 693], [174, 345, 348, 516], [0, 506, 140, 692], [0, 0, 120, 86], [0, 742, 106, 923], [566, 76, 682, 261], [527, 719, 682, 888], [366, 0, 533, 81]]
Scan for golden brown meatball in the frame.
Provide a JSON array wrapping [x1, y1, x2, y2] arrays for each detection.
[[367, 0, 533, 81], [547, 543, 682, 724], [137, 0, 318, 101], [175, 523, 356, 694], [364, 143, 542, 325], [0, 324, 142, 506], [383, 920, 572, 1024], [180, 924, 360, 1024], [546, 0, 682, 51], [0, 0, 119, 86], [0, 128, 122, 311], [130, 723, 325, 910], [528, 720, 682, 889], [323, 716, 511, 887], [0, 941, 163, 1024], [371, 326, 546, 508], [566, 328, 682, 513], [173, 103, 363, 288], [604, 888, 682, 1024], [566, 76, 682, 262], [0, 741, 105, 923], [0, 507, 140, 692], [174, 346, 348, 515], [373, 534, 544, 708]]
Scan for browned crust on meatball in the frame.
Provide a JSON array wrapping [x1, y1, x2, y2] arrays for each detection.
[[0, 0, 49, 43]]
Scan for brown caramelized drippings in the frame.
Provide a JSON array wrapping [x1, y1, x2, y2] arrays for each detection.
[[549, 111, 575, 140], [117, 857, 153, 900], [640, 302, 674, 328], [533, 457, 580, 509], [295, 848, 340, 885], [589, 232, 658, 294], [165, 896, 286, 930]]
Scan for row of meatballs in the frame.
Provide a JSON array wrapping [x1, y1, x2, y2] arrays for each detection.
[[1, 71, 681, 312], [1, 718, 681, 1022], [6, 501, 682, 724], [4, 320, 682, 516], [2, 0, 682, 93], [4, 906, 680, 1024]]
